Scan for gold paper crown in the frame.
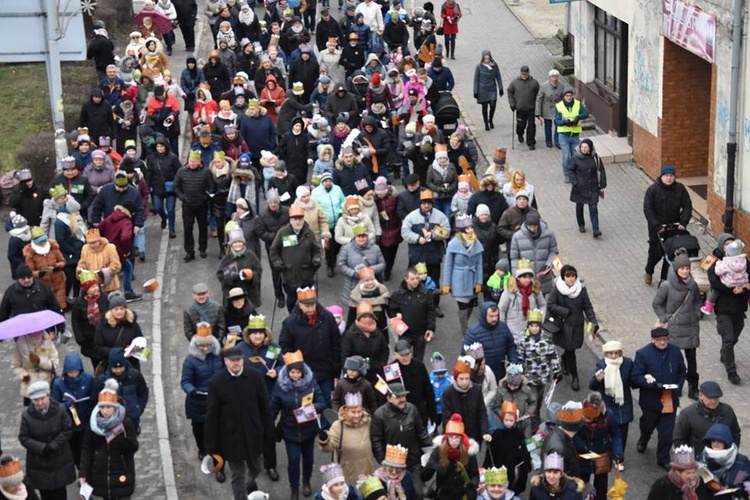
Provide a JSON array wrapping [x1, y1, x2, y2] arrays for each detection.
[[444, 413, 465, 435], [558, 403, 584, 424], [419, 189, 434, 201], [484, 466, 508, 486], [212, 150, 225, 162], [344, 195, 360, 208], [247, 315, 266, 330], [414, 262, 428, 274], [352, 223, 368, 236], [49, 184, 67, 199], [516, 258, 533, 275], [283, 350, 304, 366], [383, 444, 408, 466], [289, 205, 305, 217], [434, 143, 448, 153], [79, 269, 98, 285], [30, 226, 46, 240], [195, 322, 213, 337], [527, 309, 544, 324], [358, 476, 386, 498], [500, 400, 518, 417], [457, 174, 471, 184]]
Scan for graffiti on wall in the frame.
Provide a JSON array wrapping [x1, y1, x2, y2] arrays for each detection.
[[630, 33, 659, 135]]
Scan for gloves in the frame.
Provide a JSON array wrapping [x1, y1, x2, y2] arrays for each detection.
[[442, 285, 450, 295], [29, 353, 40, 366], [38, 269, 47, 278], [474, 284, 482, 294], [318, 430, 328, 441], [190, 390, 207, 400]]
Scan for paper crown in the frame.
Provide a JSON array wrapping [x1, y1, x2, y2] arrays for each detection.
[[382, 444, 408, 467], [49, 184, 67, 199], [292, 81, 304, 93], [434, 143, 447, 153], [85, 228, 101, 242], [527, 309, 544, 324], [358, 476, 386, 499], [0, 457, 23, 485], [464, 342, 484, 360], [582, 392, 604, 419], [355, 178, 370, 192], [344, 195, 360, 208], [671, 444, 698, 470], [444, 413, 465, 435], [195, 322, 213, 337], [61, 157, 76, 169], [506, 363, 524, 376], [358, 266, 375, 280], [327, 36, 338, 45], [419, 189, 434, 201], [188, 150, 202, 161], [344, 392, 363, 408], [320, 463, 345, 487], [453, 358, 472, 376], [455, 214, 473, 229], [79, 269, 99, 288], [557, 401, 584, 424], [352, 223, 368, 237], [289, 205, 305, 218], [296, 286, 317, 303], [283, 350, 304, 366], [124, 139, 137, 151], [457, 174, 471, 184], [414, 262, 428, 274], [544, 452, 564, 471], [430, 352, 447, 372], [247, 315, 266, 331], [484, 466, 508, 486], [500, 400, 518, 417], [212, 150, 225, 162], [77, 126, 89, 135], [493, 147, 507, 165], [356, 302, 374, 318], [30, 226, 46, 241], [98, 389, 119, 405], [515, 258, 534, 277]]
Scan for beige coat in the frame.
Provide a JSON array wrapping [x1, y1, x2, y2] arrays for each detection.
[[334, 212, 376, 246], [11, 332, 59, 398], [77, 237, 122, 292], [294, 198, 331, 258], [317, 408, 375, 484]]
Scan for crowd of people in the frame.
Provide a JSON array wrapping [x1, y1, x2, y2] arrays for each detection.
[[1, 0, 749, 499]]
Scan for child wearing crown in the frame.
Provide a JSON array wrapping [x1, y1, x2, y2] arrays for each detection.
[[484, 401, 530, 495]]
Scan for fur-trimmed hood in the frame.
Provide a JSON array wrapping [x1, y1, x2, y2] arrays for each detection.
[[245, 105, 268, 117], [188, 334, 221, 358], [259, 152, 278, 169], [242, 326, 273, 346], [337, 405, 372, 428], [277, 363, 315, 392], [431, 435, 480, 455], [505, 275, 543, 294], [530, 473, 585, 492]]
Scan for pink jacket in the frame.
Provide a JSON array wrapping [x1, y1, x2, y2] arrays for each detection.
[[715, 254, 749, 288]]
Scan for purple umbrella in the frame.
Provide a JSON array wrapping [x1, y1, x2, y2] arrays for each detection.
[[0, 310, 65, 341]]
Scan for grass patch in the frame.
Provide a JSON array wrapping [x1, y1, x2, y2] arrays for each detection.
[[0, 65, 52, 171]]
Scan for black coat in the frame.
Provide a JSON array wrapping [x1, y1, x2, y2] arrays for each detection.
[[288, 58, 320, 102], [541, 427, 580, 479], [472, 217, 498, 279], [277, 131, 311, 181], [217, 249, 263, 308], [267, 173, 301, 207], [19, 400, 76, 491], [145, 148, 182, 197], [673, 401, 742, 452], [398, 358, 438, 425], [256, 206, 290, 248], [204, 367, 274, 462], [71, 293, 110, 362], [0, 280, 61, 322], [79, 94, 114, 142], [643, 178, 692, 233], [467, 190, 508, 224], [172, 0, 198, 27], [485, 427, 531, 492], [269, 222, 321, 285], [277, 93, 314, 137], [8, 184, 45, 226], [371, 402, 431, 467], [86, 35, 115, 72], [707, 250, 750, 316], [49, 173, 96, 218], [569, 150, 606, 205], [388, 280, 436, 339], [315, 18, 342, 51], [79, 417, 139, 498], [173, 165, 216, 207], [396, 187, 422, 221], [94, 313, 144, 371], [646, 476, 712, 500], [279, 304, 341, 381], [204, 62, 231, 103], [546, 281, 597, 351], [441, 384, 489, 443], [341, 324, 389, 384], [422, 448, 479, 500]]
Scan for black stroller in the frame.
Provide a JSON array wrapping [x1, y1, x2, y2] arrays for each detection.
[[433, 90, 460, 133]]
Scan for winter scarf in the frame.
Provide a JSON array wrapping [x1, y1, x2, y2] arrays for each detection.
[[91, 403, 127, 436], [705, 444, 739, 478], [516, 280, 533, 318], [456, 231, 477, 253], [555, 277, 582, 299], [451, 380, 470, 393], [31, 241, 51, 256], [9, 226, 31, 242], [231, 245, 246, 258], [0, 483, 29, 500], [85, 290, 102, 326], [191, 300, 212, 322], [667, 468, 700, 500], [603, 356, 625, 405], [375, 468, 407, 500], [211, 160, 230, 179], [583, 412, 609, 433], [239, 8, 256, 25]]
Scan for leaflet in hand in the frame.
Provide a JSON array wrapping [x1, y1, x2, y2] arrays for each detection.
[[294, 404, 317, 424]]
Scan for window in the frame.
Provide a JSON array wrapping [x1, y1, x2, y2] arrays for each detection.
[[594, 8, 622, 94]]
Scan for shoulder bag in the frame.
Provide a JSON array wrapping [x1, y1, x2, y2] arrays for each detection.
[[654, 289, 692, 329]]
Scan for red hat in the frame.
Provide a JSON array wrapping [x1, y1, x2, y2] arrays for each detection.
[[371, 73, 381, 86]]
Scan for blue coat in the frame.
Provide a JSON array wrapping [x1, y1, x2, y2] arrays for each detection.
[[333, 161, 373, 197], [51, 353, 94, 432], [631, 343, 686, 412], [270, 364, 326, 443], [180, 337, 224, 422], [92, 362, 149, 424], [430, 371, 452, 416], [574, 408, 624, 473], [588, 357, 635, 424], [444, 236, 483, 299], [90, 183, 145, 227], [238, 334, 285, 396], [239, 113, 277, 162], [463, 302, 519, 379]]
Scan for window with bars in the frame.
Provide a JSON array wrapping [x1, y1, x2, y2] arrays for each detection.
[[594, 7, 622, 94]]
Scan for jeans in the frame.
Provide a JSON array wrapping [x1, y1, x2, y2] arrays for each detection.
[[433, 198, 451, 221], [544, 118, 560, 146], [317, 377, 334, 428], [228, 456, 262, 500], [152, 194, 176, 232], [182, 203, 208, 254], [134, 228, 145, 254], [717, 314, 744, 375], [284, 438, 315, 488], [639, 409, 676, 467], [575, 203, 599, 232], [559, 133, 580, 177], [163, 30, 175, 51], [515, 109, 536, 146], [121, 258, 134, 292]]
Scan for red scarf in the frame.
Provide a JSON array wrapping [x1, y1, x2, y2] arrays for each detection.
[[517, 280, 533, 318], [667, 469, 699, 500], [306, 309, 318, 325], [85, 291, 101, 326]]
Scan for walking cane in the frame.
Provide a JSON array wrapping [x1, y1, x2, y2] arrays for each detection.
[[486, 442, 496, 467], [270, 288, 279, 330], [511, 110, 516, 150]]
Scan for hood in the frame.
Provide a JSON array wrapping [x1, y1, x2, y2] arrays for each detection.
[[365, 53, 382, 66], [277, 363, 315, 392], [717, 233, 735, 255], [63, 352, 84, 375], [90, 88, 104, 100], [479, 50, 493, 63], [477, 301, 498, 328], [242, 327, 273, 346], [362, 114, 378, 128], [188, 334, 221, 358], [119, 56, 136, 71], [431, 435, 480, 455], [702, 423, 734, 447], [265, 74, 279, 85], [666, 262, 694, 289], [186, 55, 197, 66], [197, 87, 213, 102], [155, 134, 171, 150]]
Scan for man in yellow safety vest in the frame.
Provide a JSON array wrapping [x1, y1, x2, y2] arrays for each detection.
[[554, 89, 589, 183]]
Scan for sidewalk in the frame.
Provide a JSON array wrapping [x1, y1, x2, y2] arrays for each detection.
[[446, 0, 750, 425]]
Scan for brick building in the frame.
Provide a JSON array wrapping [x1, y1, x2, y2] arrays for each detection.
[[569, 0, 750, 240]]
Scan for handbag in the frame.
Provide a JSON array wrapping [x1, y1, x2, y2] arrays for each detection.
[[654, 288, 692, 329], [592, 451, 611, 475], [436, 23, 444, 35], [542, 313, 563, 334]]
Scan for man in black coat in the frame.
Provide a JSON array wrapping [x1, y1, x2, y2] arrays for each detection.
[[396, 174, 423, 220], [86, 24, 115, 81], [642, 165, 693, 284], [390, 339, 438, 426], [8, 169, 45, 226], [255, 191, 290, 308], [79, 88, 114, 145], [0, 264, 64, 333], [204, 346, 274, 500], [172, 0, 198, 52], [467, 174, 509, 224], [314, 8, 342, 51], [672, 380, 741, 452], [173, 152, 216, 261], [49, 160, 96, 221], [541, 401, 583, 479], [440, 358, 490, 444], [359, 115, 394, 180], [387, 269, 436, 361], [288, 46, 320, 101]]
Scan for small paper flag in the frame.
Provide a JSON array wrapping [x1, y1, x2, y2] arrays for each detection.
[[384, 362, 401, 382], [374, 374, 389, 395], [552, 255, 563, 274], [266, 345, 280, 360], [301, 392, 314, 407]]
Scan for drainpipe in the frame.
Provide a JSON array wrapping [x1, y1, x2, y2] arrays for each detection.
[[723, 0, 745, 233]]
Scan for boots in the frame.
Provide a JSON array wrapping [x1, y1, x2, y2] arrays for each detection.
[[445, 43, 451, 59], [569, 358, 580, 391], [687, 374, 699, 401], [450, 40, 456, 59], [291, 488, 300, 500], [458, 308, 470, 336]]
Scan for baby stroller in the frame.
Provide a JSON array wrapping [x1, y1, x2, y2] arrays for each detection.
[[660, 223, 709, 294], [434, 90, 460, 133]]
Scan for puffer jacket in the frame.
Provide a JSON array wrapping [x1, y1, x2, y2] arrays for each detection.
[[98, 206, 134, 265], [715, 254, 750, 288], [19, 400, 76, 491], [317, 407, 375, 484], [463, 302, 519, 380], [401, 207, 450, 265], [79, 413, 139, 499], [77, 237, 122, 292], [643, 177, 692, 232], [51, 353, 95, 432], [341, 323, 389, 384], [93, 309, 144, 369], [238, 327, 285, 396], [23, 240, 67, 309], [312, 184, 346, 228], [467, 189, 508, 224], [83, 164, 115, 193], [509, 221, 558, 275], [498, 277, 546, 343], [335, 212, 376, 246], [145, 139, 182, 197], [707, 240, 750, 316], [546, 277, 597, 351], [12, 332, 59, 398], [573, 408, 624, 473], [652, 265, 702, 349], [371, 401, 431, 467], [375, 186, 402, 247], [337, 239, 386, 304], [444, 235, 484, 299], [180, 335, 224, 421], [535, 78, 566, 120], [540, 427, 580, 479], [270, 364, 326, 443], [388, 280, 436, 340], [279, 304, 342, 381], [173, 165, 215, 207], [569, 147, 606, 205], [269, 222, 322, 287]]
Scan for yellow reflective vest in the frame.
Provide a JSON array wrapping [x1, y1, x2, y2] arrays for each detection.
[[556, 100, 582, 134]]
